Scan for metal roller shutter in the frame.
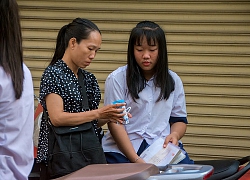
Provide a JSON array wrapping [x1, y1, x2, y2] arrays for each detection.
[[17, 0, 250, 161]]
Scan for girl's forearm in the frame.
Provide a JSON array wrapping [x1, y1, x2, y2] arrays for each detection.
[[108, 122, 139, 162], [170, 122, 187, 140]]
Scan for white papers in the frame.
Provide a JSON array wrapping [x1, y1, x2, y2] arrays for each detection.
[[140, 137, 186, 166]]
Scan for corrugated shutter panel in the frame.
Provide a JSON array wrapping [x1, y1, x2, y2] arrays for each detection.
[[17, 0, 250, 161]]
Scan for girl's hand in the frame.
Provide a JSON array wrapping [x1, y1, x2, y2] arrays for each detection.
[[164, 122, 187, 147], [163, 132, 179, 147]]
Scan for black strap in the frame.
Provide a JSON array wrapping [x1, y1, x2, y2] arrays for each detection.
[[77, 69, 89, 110]]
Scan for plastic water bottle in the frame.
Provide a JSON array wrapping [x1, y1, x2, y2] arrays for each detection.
[[112, 99, 130, 124]]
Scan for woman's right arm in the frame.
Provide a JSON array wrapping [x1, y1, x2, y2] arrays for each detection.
[[46, 93, 125, 127], [108, 122, 145, 163]]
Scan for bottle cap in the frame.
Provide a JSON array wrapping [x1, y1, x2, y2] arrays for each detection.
[[112, 99, 125, 104]]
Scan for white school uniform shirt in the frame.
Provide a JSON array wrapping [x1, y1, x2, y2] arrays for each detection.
[[0, 64, 34, 180], [102, 65, 187, 155]]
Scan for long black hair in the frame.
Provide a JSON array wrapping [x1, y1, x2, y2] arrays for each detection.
[[0, 0, 24, 99], [50, 18, 101, 65], [126, 20, 174, 102]]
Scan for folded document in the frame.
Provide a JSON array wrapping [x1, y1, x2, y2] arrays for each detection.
[[140, 137, 186, 166]]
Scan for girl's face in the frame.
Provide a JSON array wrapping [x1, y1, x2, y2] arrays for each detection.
[[134, 36, 159, 80], [71, 30, 102, 69]]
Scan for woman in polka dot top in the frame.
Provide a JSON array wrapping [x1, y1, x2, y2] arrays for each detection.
[[36, 18, 127, 178]]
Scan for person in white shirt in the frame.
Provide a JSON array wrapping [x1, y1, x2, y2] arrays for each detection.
[[102, 20, 194, 164], [0, 0, 34, 179]]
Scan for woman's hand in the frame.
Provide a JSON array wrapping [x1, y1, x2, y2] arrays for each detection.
[[98, 103, 127, 124]]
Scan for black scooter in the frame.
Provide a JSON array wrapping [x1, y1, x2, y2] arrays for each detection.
[[194, 155, 250, 180]]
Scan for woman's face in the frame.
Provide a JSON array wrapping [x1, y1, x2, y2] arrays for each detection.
[[71, 30, 102, 69], [134, 36, 159, 80]]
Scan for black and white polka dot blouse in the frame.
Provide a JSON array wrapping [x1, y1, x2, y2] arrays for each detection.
[[36, 59, 101, 163]]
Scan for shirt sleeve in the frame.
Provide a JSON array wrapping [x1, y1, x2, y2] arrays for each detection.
[[104, 71, 126, 106], [169, 73, 188, 124], [39, 68, 61, 108]]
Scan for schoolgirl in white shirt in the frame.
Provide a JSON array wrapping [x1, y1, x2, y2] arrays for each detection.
[[102, 20, 194, 165]]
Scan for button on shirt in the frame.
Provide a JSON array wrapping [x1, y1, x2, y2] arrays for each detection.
[[102, 65, 187, 155]]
